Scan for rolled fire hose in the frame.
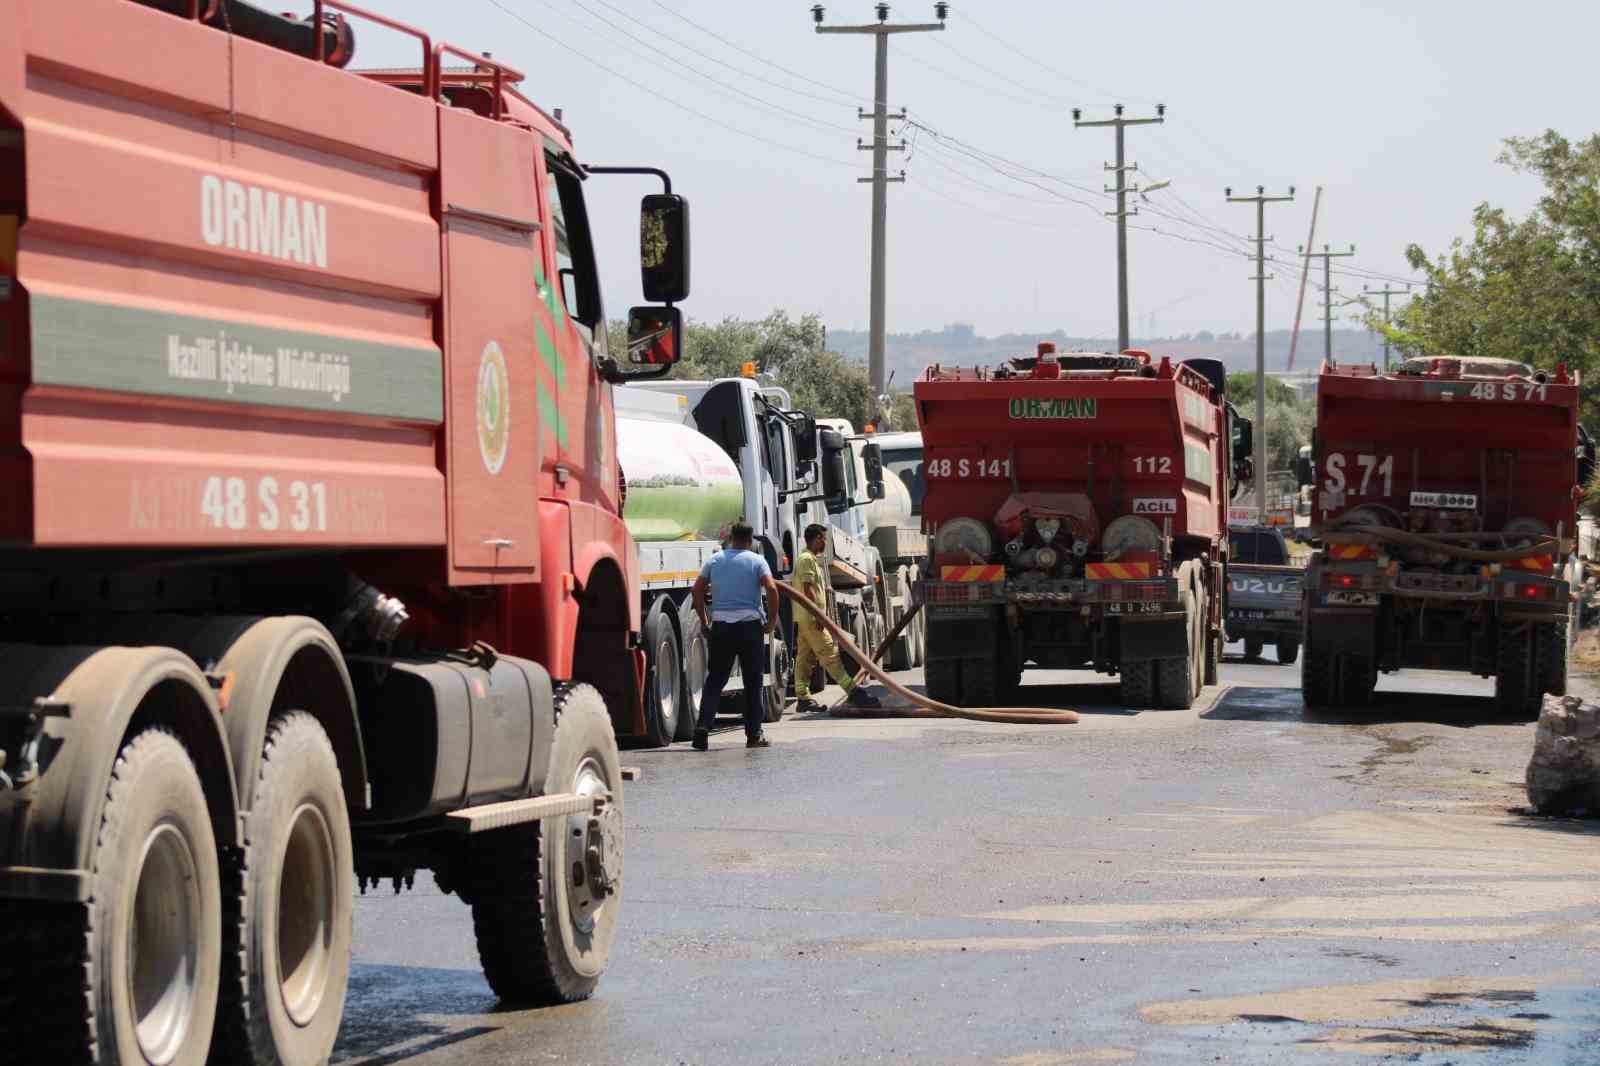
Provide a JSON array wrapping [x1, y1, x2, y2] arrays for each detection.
[[1326, 522, 1566, 563], [776, 581, 1079, 725]]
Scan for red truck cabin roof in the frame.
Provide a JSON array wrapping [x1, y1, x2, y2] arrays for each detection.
[[1313, 357, 1580, 535], [913, 355, 1226, 546]]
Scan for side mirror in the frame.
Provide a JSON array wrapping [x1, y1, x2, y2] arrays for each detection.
[[820, 429, 850, 515], [1294, 455, 1315, 488], [1233, 417, 1254, 462], [640, 193, 690, 303], [626, 305, 681, 366], [793, 413, 819, 463], [862, 441, 885, 501]]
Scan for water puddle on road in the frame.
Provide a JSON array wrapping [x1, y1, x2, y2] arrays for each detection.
[[1139, 975, 1600, 1061]]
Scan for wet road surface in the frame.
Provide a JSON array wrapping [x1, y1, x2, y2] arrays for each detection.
[[333, 648, 1600, 1064]]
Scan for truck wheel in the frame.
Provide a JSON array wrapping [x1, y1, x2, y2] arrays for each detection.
[[1494, 623, 1542, 720], [763, 638, 790, 723], [1120, 658, 1156, 707], [1541, 620, 1568, 698], [1277, 638, 1300, 665], [1244, 638, 1264, 661], [676, 605, 708, 739], [910, 608, 926, 668], [471, 684, 622, 1004], [1204, 626, 1221, 686], [1156, 586, 1200, 709], [88, 728, 223, 1066], [1302, 635, 1333, 708], [215, 713, 353, 1066], [925, 657, 960, 704], [960, 656, 999, 707], [641, 612, 683, 747]]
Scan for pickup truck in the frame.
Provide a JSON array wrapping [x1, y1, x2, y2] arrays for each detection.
[[1228, 526, 1304, 663]]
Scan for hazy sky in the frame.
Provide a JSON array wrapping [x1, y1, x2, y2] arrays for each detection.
[[359, 1, 1599, 339]]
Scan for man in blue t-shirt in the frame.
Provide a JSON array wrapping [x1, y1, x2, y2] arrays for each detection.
[[691, 520, 781, 750]]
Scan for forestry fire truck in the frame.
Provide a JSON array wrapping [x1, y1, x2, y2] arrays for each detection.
[[1299, 356, 1594, 715], [915, 345, 1251, 709], [0, 1, 691, 1063]]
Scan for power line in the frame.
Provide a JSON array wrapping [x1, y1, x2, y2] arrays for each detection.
[[926, 35, 1073, 106], [480, 0, 867, 173], [1075, 103, 1168, 351], [958, 8, 1158, 105], [647, 0, 862, 106]]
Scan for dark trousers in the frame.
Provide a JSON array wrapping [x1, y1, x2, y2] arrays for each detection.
[[698, 619, 767, 739]]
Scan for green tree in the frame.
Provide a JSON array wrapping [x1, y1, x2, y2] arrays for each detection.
[[1385, 130, 1600, 419], [1226, 372, 1312, 472]]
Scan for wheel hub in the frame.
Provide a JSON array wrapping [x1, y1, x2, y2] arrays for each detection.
[[583, 797, 623, 897]]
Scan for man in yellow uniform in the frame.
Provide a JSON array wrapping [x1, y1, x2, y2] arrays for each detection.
[[793, 523, 881, 713]]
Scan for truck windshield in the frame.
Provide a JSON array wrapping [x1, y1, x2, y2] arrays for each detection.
[[882, 448, 924, 515], [1229, 530, 1288, 566]]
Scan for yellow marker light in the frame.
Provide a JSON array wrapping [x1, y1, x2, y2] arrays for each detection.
[[740, 361, 757, 378]]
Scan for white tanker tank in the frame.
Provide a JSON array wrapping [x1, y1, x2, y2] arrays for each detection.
[[615, 391, 744, 543]]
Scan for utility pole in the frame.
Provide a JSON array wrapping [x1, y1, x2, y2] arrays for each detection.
[[813, 3, 948, 420], [1074, 104, 1166, 353], [1363, 283, 1411, 370], [1286, 186, 1322, 372], [1301, 243, 1356, 364], [1226, 184, 1295, 522]]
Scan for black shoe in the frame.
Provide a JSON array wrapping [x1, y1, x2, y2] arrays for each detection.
[[796, 697, 824, 714], [692, 729, 709, 751], [847, 687, 882, 709], [746, 734, 771, 748]]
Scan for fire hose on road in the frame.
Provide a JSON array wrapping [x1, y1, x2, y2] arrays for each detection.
[[775, 580, 1079, 725]]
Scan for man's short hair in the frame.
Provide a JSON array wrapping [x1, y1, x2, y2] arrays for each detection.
[[729, 520, 755, 543], [804, 523, 828, 543]]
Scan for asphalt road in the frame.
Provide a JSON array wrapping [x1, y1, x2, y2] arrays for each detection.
[[333, 647, 1600, 1065]]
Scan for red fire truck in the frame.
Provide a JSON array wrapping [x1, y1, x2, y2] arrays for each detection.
[[1300, 356, 1593, 715], [0, 2, 690, 1062], [915, 345, 1251, 709]]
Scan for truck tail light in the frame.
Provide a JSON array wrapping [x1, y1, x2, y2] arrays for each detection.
[[1322, 571, 1377, 592], [1504, 580, 1557, 602]]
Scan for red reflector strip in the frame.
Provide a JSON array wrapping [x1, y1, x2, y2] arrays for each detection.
[[1085, 561, 1153, 579], [940, 565, 1005, 582], [1329, 543, 1378, 561], [1506, 555, 1553, 573]]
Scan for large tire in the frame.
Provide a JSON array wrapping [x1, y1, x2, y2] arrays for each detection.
[[641, 611, 683, 747], [1277, 638, 1300, 665], [1156, 585, 1200, 710], [1540, 619, 1568, 698], [910, 606, 926, 668], [470, 684, 622, 1005], [1302, 632, 1333, 708], [1120, 658, 1155, 707], [960, 655, 999, 707], [676, 603, 708, 739], [215, 712, 353, 1066], [83, 728, 224, 1066], [1495, 622, 1542, 720], [1204, 625, 1221, 686], [763, 637, 789, 723], [924, 656, 960, 704]]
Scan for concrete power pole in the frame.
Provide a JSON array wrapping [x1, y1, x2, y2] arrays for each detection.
[[1301, 243, 1355, 364], [1226, 184, 1295, 522], [1363, 283, 1411, 370], [813, 3, 948, 419], [1073, 104, 1166, 353]]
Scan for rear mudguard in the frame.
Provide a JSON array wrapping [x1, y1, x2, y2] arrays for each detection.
[[0, 644, 237, 902]]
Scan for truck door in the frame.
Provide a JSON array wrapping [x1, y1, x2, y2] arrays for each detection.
[[439, 109, 541, 581]]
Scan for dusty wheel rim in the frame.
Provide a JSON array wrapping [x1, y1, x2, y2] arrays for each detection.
[[129, 823, 202, 1065], [686, 632, 708, 712], [654, 633, 678, 733], [278, 802, 337, 1027], [565, 757, 612, 936]]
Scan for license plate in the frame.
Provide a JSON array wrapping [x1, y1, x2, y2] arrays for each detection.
[[1230, 609, 1267, 620], [1107, 601, 1164, 614], [1326, 591, 1377, 606]]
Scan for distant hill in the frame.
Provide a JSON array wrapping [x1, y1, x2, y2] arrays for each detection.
[[826, 323, 1388, 384]]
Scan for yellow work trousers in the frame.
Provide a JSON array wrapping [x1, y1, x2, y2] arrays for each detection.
[[793, 620, 854, 698]]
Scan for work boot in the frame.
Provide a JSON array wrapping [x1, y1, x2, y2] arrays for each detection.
[[692, 728, 709, 751], [847, 686, 882, 709], [795, 696, 824, 715], [746, 733, 771, 748]]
